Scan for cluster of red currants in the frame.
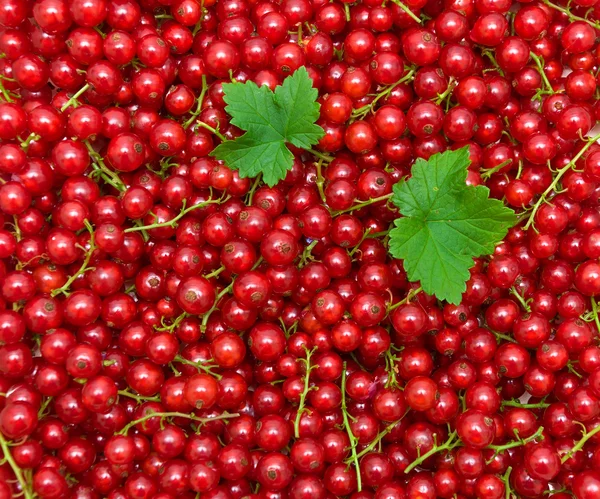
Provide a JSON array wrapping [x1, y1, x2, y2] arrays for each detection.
[[1, 0, 600, 498]]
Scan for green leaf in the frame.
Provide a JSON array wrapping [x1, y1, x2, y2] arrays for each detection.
[[211, 67, 324, 187], [388, 147, 516, 304]]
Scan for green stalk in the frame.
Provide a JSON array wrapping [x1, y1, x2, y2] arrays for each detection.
[[118, 390, 161, 403], [51, 220, 95, 297], [60, 83, 90, 112], [389, 0, 422, 24], [294, 347, 317, 439], [524, 132, 600, 230], [173, 355, 222, 380], [118, 411, 238, 435], [332, 193, 393, 217], [124, 197, 225, 233], [194, 121, 227, 142], [183, 75, 208, 129], [561, 422, 600, 463], [541, 0, 600, 28], [341, 362, 362, 491], [404, 430, 461, 474], [0, 432, 34, 499]]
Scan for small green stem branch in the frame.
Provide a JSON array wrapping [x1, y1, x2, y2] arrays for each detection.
[[118, 411, 238, 435], [299, 240, 318, 267], [84, 140, 126, 192], [294, 346, 318, 439], [388, 286, 423, 313], [501, 399, 550, 409], [481, 159, 513, 180], [352, 69, 416, 119], [510, 286, 531, 312], [60, 83, 90, 112], [184, 75, 208, 129], [0, 80, 15, 103], [346, 418, 403, 464], [246, 174, 262, 205], [332, 193, 393, 216], [525, 132, 600, 230], [561, 422, 600, 463], [51, 220, 95, 297], [125, 197, 224, 233], [314, 160, 326, 204], [434, 78, 456, 107], [591, 297, 600, 335], [20, 133, 40, 151], [389, 0, 422, 23], [308, 148, 334, 163], [341, 362, 362, 492], [195, 121, 227, 142], [174, 355, 222, 379], [0, 431, 34, 499], [481, 49, 504, 76], [487, 426, 544, 462], [529, 52, 555, 99], [502, 466, 514, 499], [201, 282, 234, 332], [204, 266, 225, 279], [494, 331, 517, 343], [404, 430, 461, 474], [118, 390, 160, 403], [541, 0, 600, 28]]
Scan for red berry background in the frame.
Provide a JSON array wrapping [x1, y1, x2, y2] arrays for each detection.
[[1, 0, 600, 498]]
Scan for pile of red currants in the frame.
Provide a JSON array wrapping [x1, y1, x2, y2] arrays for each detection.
[[2, 0, 600, 498]]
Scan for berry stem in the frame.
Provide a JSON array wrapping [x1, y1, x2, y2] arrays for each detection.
[[509, 286, 531, 312], [117, 390, 161, 403], [60, 83, 90, 112], [347, 417, 404, 463], [352, 68, 416, 119], [51, 220, 96, 297], [19, 133, 40, 151], [590, 297, 600, 336], [387, 286, 423, 312], [204, 266, 225, 279], [332, 192, 393, 216], [84, 140, 126, 192], [529, 52, 555, 99], [560, 422, 600, 462], [341, 361, 362, 492], [118, 411, 239, 435], [487, 425, 544, 457], [201, 282, 234, 332], [308, 148, 334, 163], [314, 159, 327, 204], [481, 49, 505, 76], [299, 240, 318, 267], [194, 121, 227, 142], [524, 132, 600, 230], [183, 75, 208, 130], [501, 466, 514, 499], [404, 430, 461, 474], [501, 399, 550, 409], [480, 159, 512, 180], [0, 431, 34, 499], [124, 197, 225, 233], [173, 355, 223, 379], [294, 346, 317, 439], [245, 173, 262, 205], [0, 79, 15, 103], [541, 0, 600, 28], [389, 0, 422, 24]]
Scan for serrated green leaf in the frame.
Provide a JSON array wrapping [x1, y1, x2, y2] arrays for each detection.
[[211, 67, 324, 187], [388, 147, 516, 304]]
